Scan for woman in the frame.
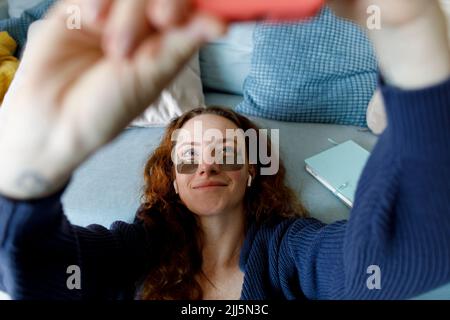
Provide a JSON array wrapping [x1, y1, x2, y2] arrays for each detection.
[[1, 0, 450, 300], [138, 106, 307, 299]]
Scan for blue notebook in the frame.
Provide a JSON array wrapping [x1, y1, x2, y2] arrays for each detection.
[[304, 140, 370, 208]]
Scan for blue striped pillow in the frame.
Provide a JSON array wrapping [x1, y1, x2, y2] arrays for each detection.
[[236, 8, 378, 127]]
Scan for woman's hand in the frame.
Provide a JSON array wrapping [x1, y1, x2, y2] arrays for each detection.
[[328, 0, 430, 27], [328, 0, 450, 89], [0, 0, 226, 199]]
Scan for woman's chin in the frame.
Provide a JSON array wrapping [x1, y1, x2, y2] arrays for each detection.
[[188, 202, 231, 217], [192, 207, 226, 217]]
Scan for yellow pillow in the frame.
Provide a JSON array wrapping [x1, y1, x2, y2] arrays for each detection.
[[0, 32, 19, 105]]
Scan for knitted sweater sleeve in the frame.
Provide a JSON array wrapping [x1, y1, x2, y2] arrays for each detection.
[[287, 77, 450, 299], [0, 187, 152, 299]]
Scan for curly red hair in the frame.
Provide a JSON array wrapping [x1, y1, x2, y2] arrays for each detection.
[[136, 106, 308, 300]]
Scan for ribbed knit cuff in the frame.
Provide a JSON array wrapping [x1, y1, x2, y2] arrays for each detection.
[[0, 183, 69, 245], [380, 76, 450, 158]]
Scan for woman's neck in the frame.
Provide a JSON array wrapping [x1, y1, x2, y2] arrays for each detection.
[[199, 206, 246, 272]]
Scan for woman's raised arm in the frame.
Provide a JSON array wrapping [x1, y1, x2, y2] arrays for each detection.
[[0, 0, 225, 200], [287, 0, 450, 299]]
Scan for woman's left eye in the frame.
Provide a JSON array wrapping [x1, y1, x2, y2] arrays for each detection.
[[221, 146, 235, 155]]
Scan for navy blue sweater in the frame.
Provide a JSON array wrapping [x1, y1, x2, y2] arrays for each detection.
[[1, 78, 450, 300]]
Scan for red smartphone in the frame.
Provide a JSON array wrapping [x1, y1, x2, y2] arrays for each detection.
[[194, 0, 325, 22]]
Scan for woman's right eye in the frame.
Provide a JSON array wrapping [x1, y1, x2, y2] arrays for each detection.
[[181, 148, 198, 158]]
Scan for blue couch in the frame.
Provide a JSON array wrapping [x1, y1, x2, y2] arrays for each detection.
[[1, 0, 449, 300]]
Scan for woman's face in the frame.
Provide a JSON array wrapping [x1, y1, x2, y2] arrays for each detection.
[[173, 114, 250, 217]]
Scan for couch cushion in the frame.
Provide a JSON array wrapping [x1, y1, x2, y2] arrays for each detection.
[[236, 8, 378, 126], [62, 126, 164, 227], [202, 92, 245, 109], [130, 53, 206, 127], [200, 22, 255, 95]]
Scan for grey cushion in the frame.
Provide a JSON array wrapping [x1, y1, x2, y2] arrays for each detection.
[[62, 126, 163, 227]]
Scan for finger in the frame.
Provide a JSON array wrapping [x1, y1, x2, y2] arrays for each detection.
[[103, 0, 152, 59], [130, 13, 226, 112], [147, 0, 192, 29], [45, 0, 113, 31], [26, 0, 111, 76], [83, 0, 113, 24]]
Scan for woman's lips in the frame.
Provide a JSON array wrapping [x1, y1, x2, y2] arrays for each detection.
[[193, 181, 228, 189]]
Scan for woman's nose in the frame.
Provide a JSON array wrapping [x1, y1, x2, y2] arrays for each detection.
[[197, 161, 221, 176]]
